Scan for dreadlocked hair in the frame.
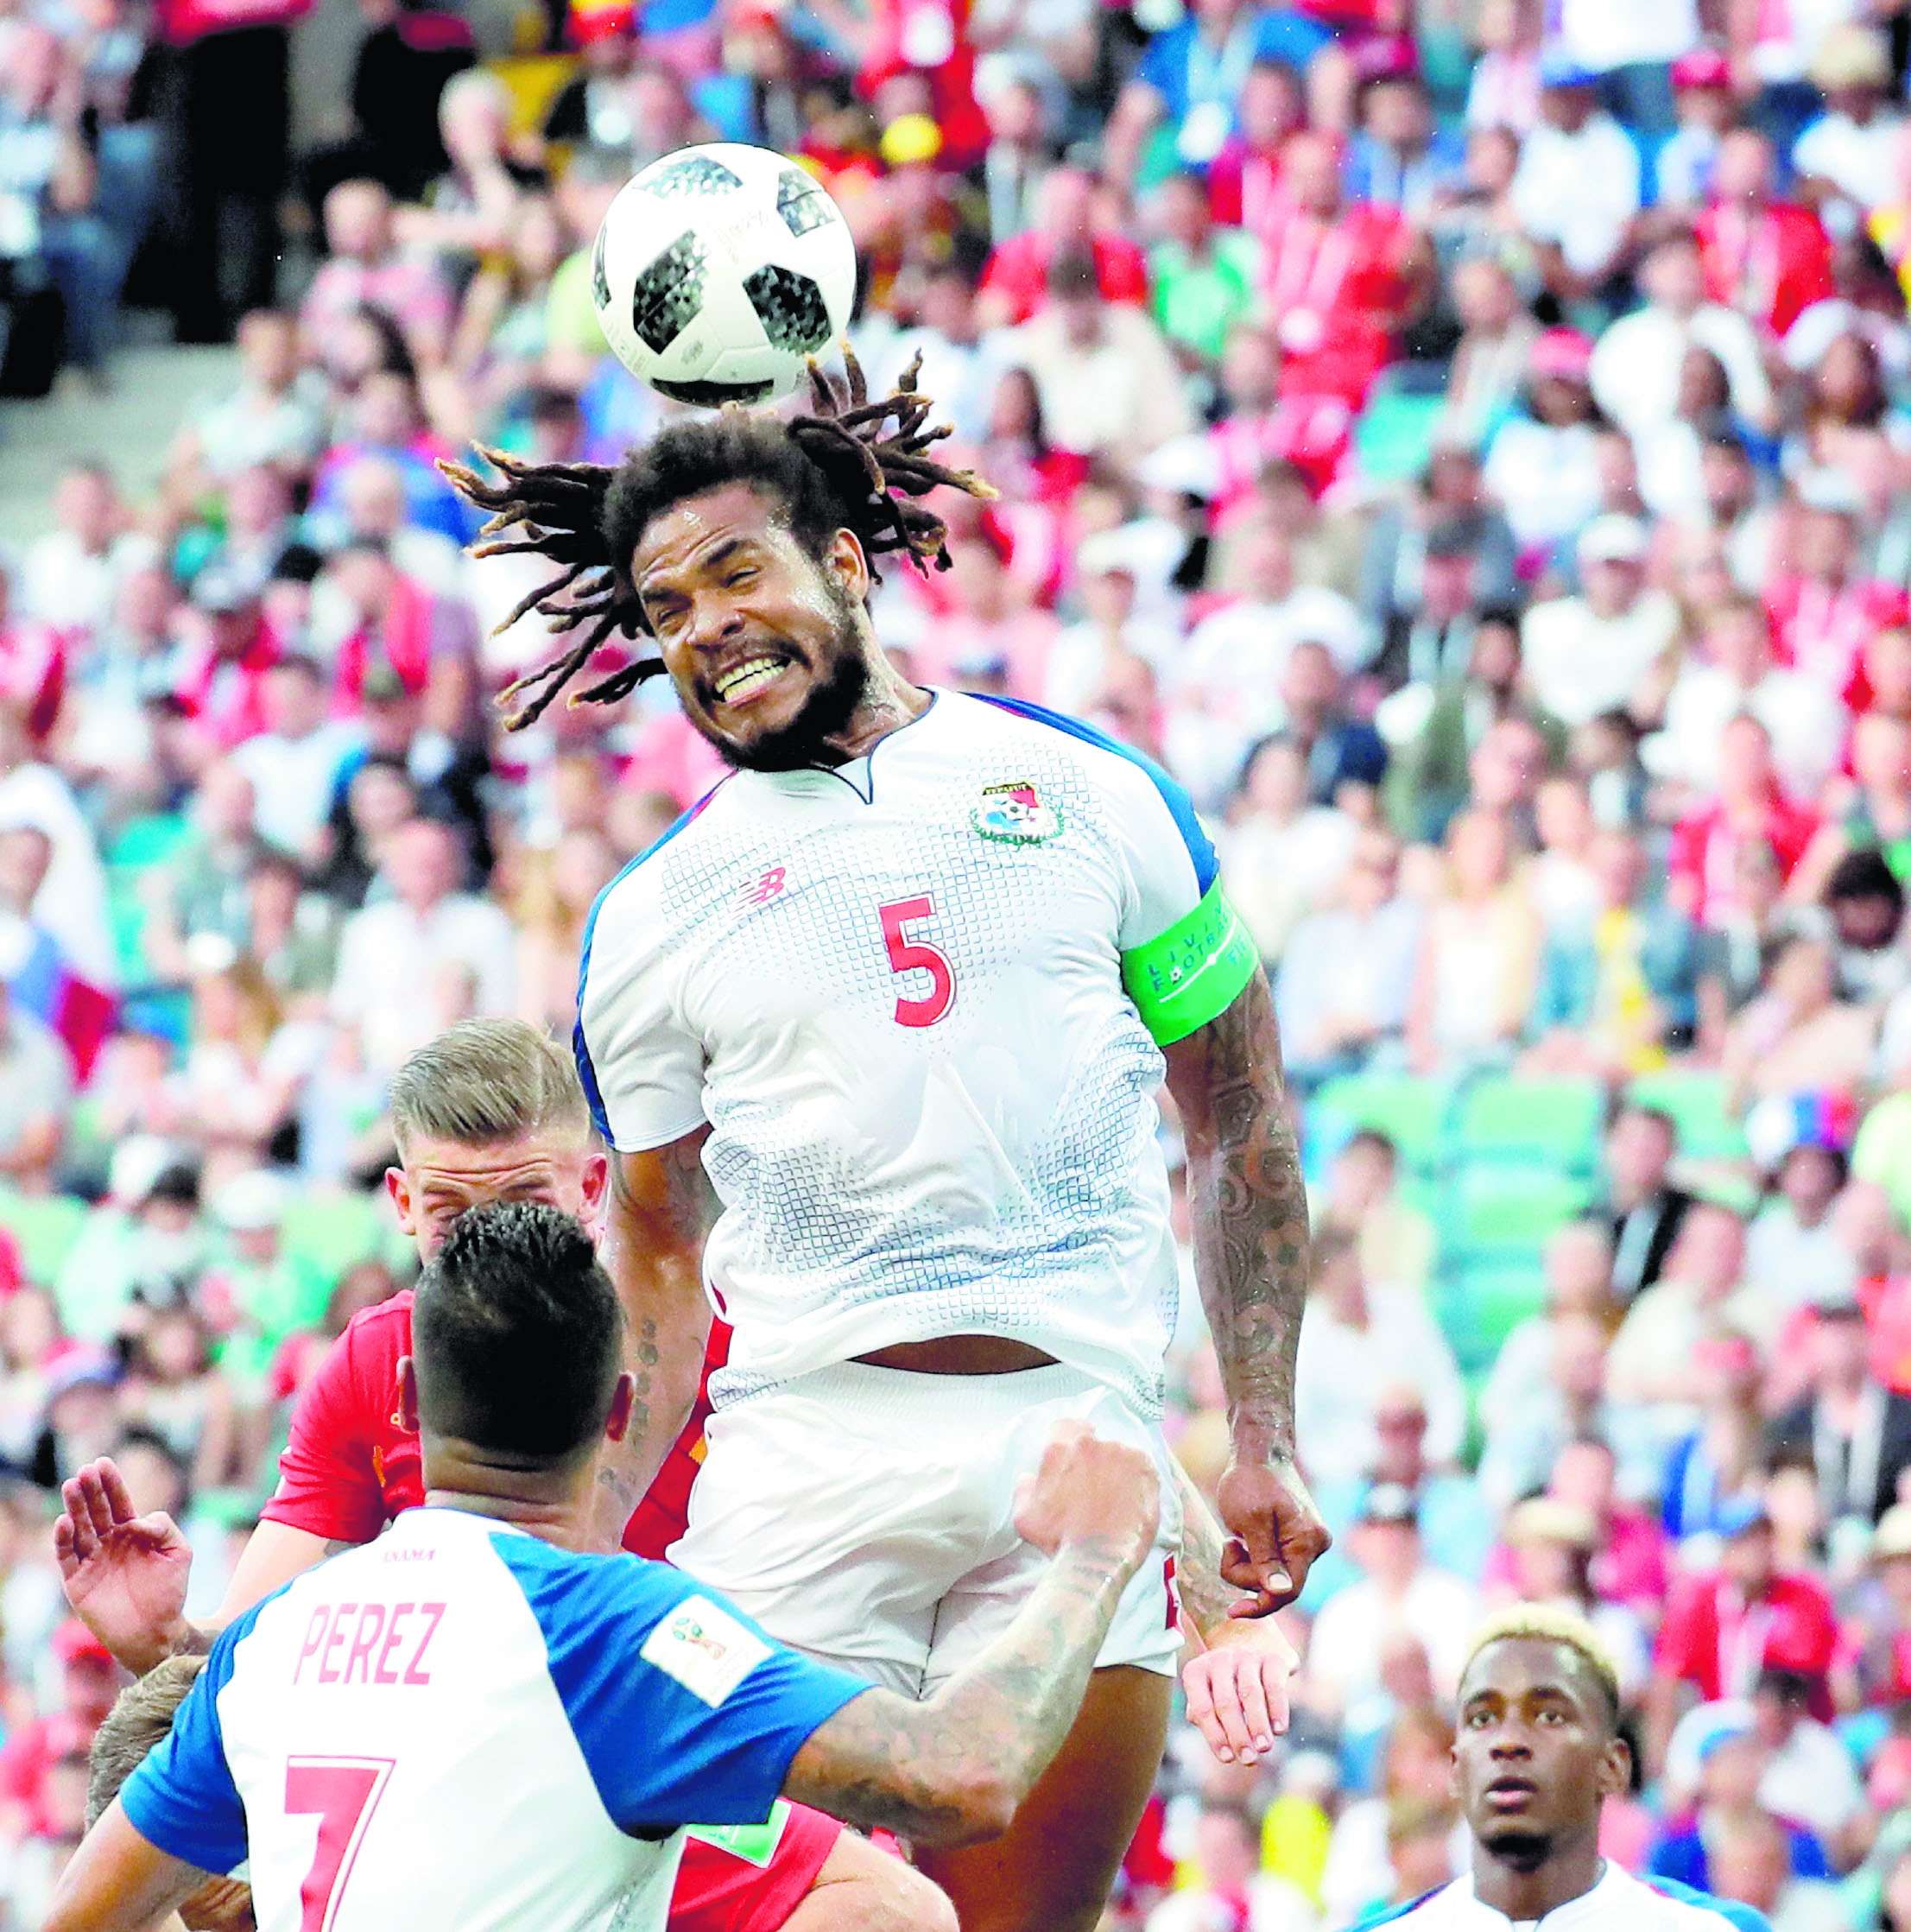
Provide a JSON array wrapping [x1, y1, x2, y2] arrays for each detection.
[[439, 346, 996, 731]]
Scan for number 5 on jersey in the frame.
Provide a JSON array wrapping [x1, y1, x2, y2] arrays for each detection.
[[879, 896, 954, 1028]]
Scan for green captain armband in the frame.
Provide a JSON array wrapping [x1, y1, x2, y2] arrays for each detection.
[[1121, 881, 1259, 1046]]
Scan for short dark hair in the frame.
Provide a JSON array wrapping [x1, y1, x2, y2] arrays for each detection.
[[412, 1201, 623, 1468], [1826, 846, 1905, 912], [441, 349, 996, 730]]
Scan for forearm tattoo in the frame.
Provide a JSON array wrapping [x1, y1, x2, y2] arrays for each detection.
[[787, 1540, 1132, 1842], [1177, 973, 1308, 1458], [1174, 1468, 1237, 1641]]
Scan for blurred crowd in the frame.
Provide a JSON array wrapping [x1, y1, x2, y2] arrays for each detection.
[[18, 0, 1911, 1922]]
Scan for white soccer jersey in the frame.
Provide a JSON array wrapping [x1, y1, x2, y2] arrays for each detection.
[[1351, 1862, 1771, 1932], [576, 690, 1256, 1417], [118, 1506, 864, 1932]]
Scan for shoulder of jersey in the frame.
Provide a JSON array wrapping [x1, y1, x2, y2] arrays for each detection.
[[960, 692, 1186, 801], [338, 1289, 416, 1368], [1345, 1881, 1456, 1930], [1639, 1876, 1775, 1932]]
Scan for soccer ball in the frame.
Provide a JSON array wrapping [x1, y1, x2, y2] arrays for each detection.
[[589, 143, 857, 408]]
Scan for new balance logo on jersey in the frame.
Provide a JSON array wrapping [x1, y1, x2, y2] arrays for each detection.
[[971, 780, 1062, 846], [742, 865, 787, 905]]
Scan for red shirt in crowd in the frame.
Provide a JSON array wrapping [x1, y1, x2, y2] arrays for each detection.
[[1767, 572, 1908, 710], [1252, 198, 1412, 407], [1696, 200, 1836, 339], [173, 618, 280, 750], [856, 0, 988, 165], [1207, 139, 1285, 234], [977, 231, 1151, 326], [1207, 398, 1354, 506], [261, 1289, 729, 1560], [1654, 1568, 1841, 1706], [1667, 789, 1820, 926]]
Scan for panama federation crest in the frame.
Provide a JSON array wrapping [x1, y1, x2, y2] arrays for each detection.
[[971, 779, 1064, 846]]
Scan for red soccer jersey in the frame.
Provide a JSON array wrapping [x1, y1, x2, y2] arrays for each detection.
[[262, 1292, 731, 1558]]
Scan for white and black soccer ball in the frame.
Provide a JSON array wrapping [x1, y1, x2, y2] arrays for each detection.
[[589, 142, 857, 408]]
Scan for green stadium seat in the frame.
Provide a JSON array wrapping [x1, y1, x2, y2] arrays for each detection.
[[1307, 1074, 1452, 1176], [1433, 1261, 1547, 1376], [280, 1189, 392, 1302], [0, 1190, 90, 1285], [1352, 390, 1444, 485], [1624, 1071, 1750, 1165], [1442, 1167, 1591, 1261], [1452, 1077, 1605, 1175]]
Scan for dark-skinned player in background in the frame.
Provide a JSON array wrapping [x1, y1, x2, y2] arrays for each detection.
[[1352, 1607, 1773, 1932]]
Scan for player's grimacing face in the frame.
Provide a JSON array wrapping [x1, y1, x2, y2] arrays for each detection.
[[1451, 1640, 1627, 1861], [389, 1131, 608, 1259], [633, 482, 872, 770]]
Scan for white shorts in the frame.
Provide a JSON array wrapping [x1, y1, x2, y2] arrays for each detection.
[[668, 1360, 1185, 1698]]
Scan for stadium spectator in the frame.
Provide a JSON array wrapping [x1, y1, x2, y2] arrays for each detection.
[[1647, 1503, 1841, 1769], [1767, 1293, 1911, 1528], [1294, 1230, 1466, 1487]]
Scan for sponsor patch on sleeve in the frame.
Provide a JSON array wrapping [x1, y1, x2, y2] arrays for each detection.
[[640, 1594, 773, 1707]]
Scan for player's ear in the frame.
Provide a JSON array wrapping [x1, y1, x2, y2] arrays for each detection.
[[1598, 1733, 1632, 1802], [824, 526, 870, 606], [604, 1371, 636, 1444], [395, 1357, 420, 1434], [579, 1151, 610, 1222], [385, 1165, 415, 1236]]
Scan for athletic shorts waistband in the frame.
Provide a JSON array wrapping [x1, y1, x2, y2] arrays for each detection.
[[773, 1357, 1112, 1428]]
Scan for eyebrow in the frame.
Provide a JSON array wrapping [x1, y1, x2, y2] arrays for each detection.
[[639, 535, 756, 605]]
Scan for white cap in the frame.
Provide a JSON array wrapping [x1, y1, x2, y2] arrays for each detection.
[[214, 1169, 292, 1234], [1577, 515, 1648, 567]]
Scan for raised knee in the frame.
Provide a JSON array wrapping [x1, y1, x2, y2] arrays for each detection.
[[856, 1859, 959, 1932]]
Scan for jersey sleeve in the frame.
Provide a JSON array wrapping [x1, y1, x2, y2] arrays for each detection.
[[117, 1601, 264, 1876], [257, 1314, 394, 1545], [575, 852, 707, 1153], [972, 696, 1258, 1044], [496, 1537, 867, 1836], [1644, 1875, 1775, 1932]]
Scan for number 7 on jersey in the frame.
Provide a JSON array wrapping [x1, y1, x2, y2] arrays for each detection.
[[879, 896, 955, 1028], [285, 1756, 394, 1932]]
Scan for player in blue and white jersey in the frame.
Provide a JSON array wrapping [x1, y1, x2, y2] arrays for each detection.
[[41, 1201, 1165, 1932], [1354, 1606, 1774, 1932], [444, 354, 1326, 1930]]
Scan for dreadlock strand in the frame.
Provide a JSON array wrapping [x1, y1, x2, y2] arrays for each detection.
[[496, 629, 603, 724], [570, 658, 663, 708], [490, 559, 592, 636]]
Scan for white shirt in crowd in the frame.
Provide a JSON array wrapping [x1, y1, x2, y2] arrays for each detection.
[[1556, 0, 1699, 70], [1294, 1283, 1467, 1486], [331, 890, 518, 1074], [1509, 114, 1643, 278], [230, 722, 364, 858], [1521, 591, 1682, 727], [1590, 302, 1774, 440], [1307, 1560, 1482, 1705], [1793, 111, 1905, 213], [1648, 663, 1845, 801]]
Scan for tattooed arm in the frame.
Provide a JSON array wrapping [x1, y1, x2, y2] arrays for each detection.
[[783, 1424, 1160, 1846], [1163, 970, 1328, 1610], [596, 1128, 716, 1540]]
